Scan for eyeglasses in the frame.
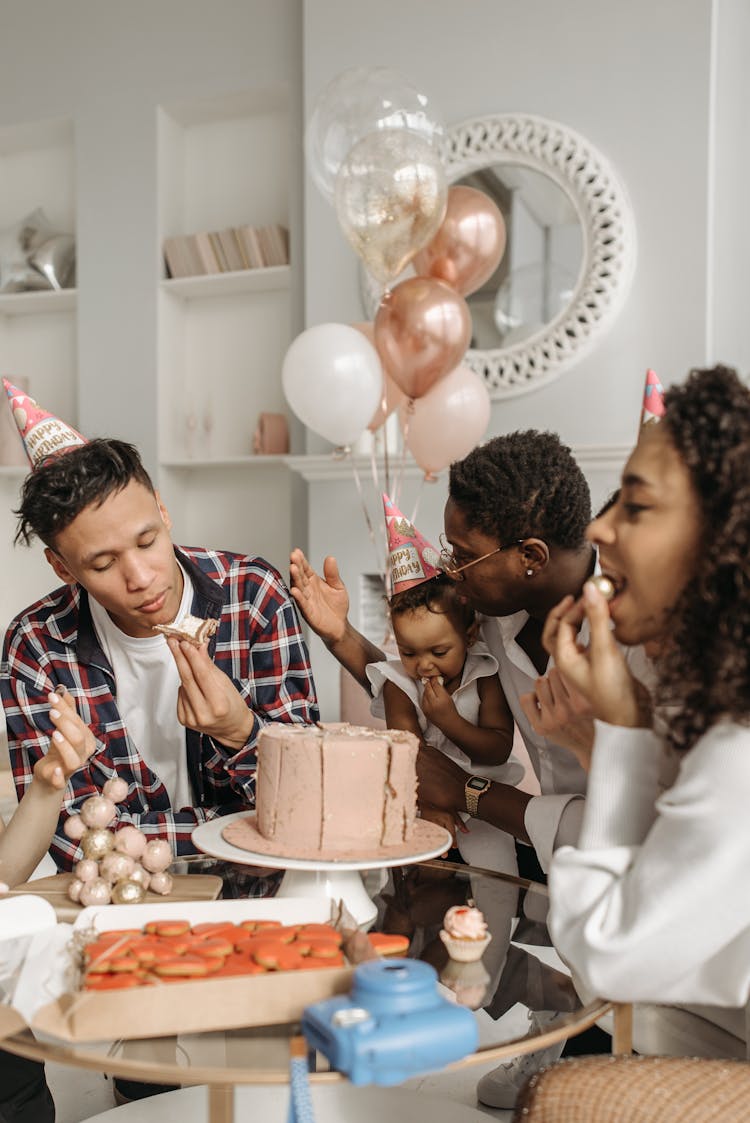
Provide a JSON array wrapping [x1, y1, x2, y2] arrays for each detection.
[[438, 533, 525, 582]]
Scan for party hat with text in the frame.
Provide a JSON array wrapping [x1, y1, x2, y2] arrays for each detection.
[[383, 493, 442, 596], [2, 378, 87, 468]]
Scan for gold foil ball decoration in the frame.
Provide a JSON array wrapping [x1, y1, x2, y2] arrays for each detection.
[[80, 827, 116, 861], [110, 878, 146, 905]]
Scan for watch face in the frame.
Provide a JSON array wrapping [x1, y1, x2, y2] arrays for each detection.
[[467, 777, 488, 791]]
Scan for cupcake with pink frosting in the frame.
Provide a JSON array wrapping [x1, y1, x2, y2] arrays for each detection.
[[439, 903, 491, 962]]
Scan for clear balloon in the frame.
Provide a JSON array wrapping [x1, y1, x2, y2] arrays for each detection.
[[335, 129, 447, 286], [351, 322, 407, 431], [306, 66, 444, 204], [413, 185, 507, 297], [401, 364, 491, 477], [282, 323, 383, 447], [374, 276, 472, 400]]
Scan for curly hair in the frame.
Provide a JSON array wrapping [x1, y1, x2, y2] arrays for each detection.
[[448, 430, 591, 549], [14, 438, 155, 548], [656, 365, 750, 752], [389, 574, 475, 635]]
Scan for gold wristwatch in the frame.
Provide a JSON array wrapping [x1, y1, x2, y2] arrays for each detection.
[[465, 775, 491, 817]]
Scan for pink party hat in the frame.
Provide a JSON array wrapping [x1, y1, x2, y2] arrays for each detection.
[[2, 378, 87, 468], [640, 368, 665, 427], [383, 493, 442, 596]]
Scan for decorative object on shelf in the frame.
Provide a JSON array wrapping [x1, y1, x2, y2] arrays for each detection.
[[361, 113, 636, 400], [0, 206, 75, 293], [0, 374, 31, 467], [253, 412, 290, 455]]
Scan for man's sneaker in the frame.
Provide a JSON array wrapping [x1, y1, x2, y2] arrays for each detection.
[[476, 1010, 565, 1110]]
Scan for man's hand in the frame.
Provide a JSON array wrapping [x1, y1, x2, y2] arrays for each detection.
[[520, 667, 595, 772], [420, 677, 458, 731], [36, 686, 96, 790], [543, 586, 652, 728], [289, 549, 349, 645], [418, 804, 467, 853], [167, 639, 255, 751], [417, 743, 466, 813]]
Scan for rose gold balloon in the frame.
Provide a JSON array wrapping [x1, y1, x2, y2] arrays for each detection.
[[352, 322, 407, 430], [374, 277, 472, 400], [401, 363, 491, 476], [413, 185, 506, 297]]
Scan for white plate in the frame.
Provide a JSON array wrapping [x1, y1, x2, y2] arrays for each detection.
[[192, 812, 452, 872]]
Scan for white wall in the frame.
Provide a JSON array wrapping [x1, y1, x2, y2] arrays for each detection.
[[0, 0, 303, 474], [301, 0, 750, 717], [0, 1, 746, 722]]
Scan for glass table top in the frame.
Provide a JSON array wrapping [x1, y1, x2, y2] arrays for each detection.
[[0, 857, 612, 1086]]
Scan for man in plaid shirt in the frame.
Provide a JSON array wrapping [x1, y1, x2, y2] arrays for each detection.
[[2, 438, 318, 873]]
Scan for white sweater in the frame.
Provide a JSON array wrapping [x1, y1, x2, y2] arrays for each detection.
[[548, 720, 750, 1008]]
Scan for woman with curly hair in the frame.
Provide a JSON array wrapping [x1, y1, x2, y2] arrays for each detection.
[[547, 364, 750, 1007]]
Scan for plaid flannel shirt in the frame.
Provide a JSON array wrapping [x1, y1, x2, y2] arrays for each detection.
[[2, 545, 319, 875]]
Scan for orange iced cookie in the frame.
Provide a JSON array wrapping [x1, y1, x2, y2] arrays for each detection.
[[151, 955, 211, 978], [84, 973, 144, 990], [367, 932, 410, 956], [252, 941, 306, 971], [144, 920, 191, 937]]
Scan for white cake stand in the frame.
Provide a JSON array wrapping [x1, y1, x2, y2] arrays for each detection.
[[192, 813, 451, 929]]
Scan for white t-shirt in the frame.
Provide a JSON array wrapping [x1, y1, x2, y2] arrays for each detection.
[[89, 564, 193, 811], [477, 609, 654, 871]]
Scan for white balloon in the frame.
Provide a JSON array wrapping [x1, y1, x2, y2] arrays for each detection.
[[282, 323, 383, 447]]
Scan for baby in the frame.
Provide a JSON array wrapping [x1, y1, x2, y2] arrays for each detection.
[[367, 569, 523, 873]]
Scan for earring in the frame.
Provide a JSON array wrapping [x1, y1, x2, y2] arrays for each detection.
[[526, 568, 533, 577]]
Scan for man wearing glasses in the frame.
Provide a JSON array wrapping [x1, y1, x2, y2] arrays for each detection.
[[290, 429, 643, 875]]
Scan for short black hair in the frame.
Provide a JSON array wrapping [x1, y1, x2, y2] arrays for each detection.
[[389, 574, 475, 635], [448, 430, 591, 550], [15, 438, 155, 548]]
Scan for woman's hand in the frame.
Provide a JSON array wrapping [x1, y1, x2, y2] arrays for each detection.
[[35, 687, 96, 790], [289, 549, 349, 645], [519, 667, 596, 771], [543, 584, 652, 728]]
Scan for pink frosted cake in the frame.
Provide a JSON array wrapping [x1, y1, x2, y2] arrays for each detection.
[[221, 722, 448, 861]]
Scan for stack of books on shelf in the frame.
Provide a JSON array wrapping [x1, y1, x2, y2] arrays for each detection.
[[163, 223, 289, 279]]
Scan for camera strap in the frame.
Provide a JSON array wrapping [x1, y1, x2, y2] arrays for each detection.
[[287, 1036, 316, 1123]]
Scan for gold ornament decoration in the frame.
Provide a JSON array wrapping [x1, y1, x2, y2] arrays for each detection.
[[110, 878, 146, 905], [80, 827, 116, 861]]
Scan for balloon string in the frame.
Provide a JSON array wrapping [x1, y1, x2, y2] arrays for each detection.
[[393, 398, 414, 509], [410, 473, 426, 526], [348, 451, 386, 584]]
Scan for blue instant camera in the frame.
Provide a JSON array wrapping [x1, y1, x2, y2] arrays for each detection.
[[300, 958, 479, 1086]]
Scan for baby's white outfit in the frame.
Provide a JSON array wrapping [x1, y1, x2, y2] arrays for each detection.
[[366, 641, 523, 873]]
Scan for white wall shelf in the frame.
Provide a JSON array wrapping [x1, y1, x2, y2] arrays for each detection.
[[160, 267, 290, 301], [0, 289, 77, 316], [156, 86, 298, 570], [162, 454, 288, 469]]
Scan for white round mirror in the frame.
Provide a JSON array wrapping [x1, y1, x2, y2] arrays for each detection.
[[360, 113, 636, 399]]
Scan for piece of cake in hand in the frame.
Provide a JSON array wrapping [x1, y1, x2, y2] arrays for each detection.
[[439, 903, 492, 962], [153, 613, 218, 646]]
